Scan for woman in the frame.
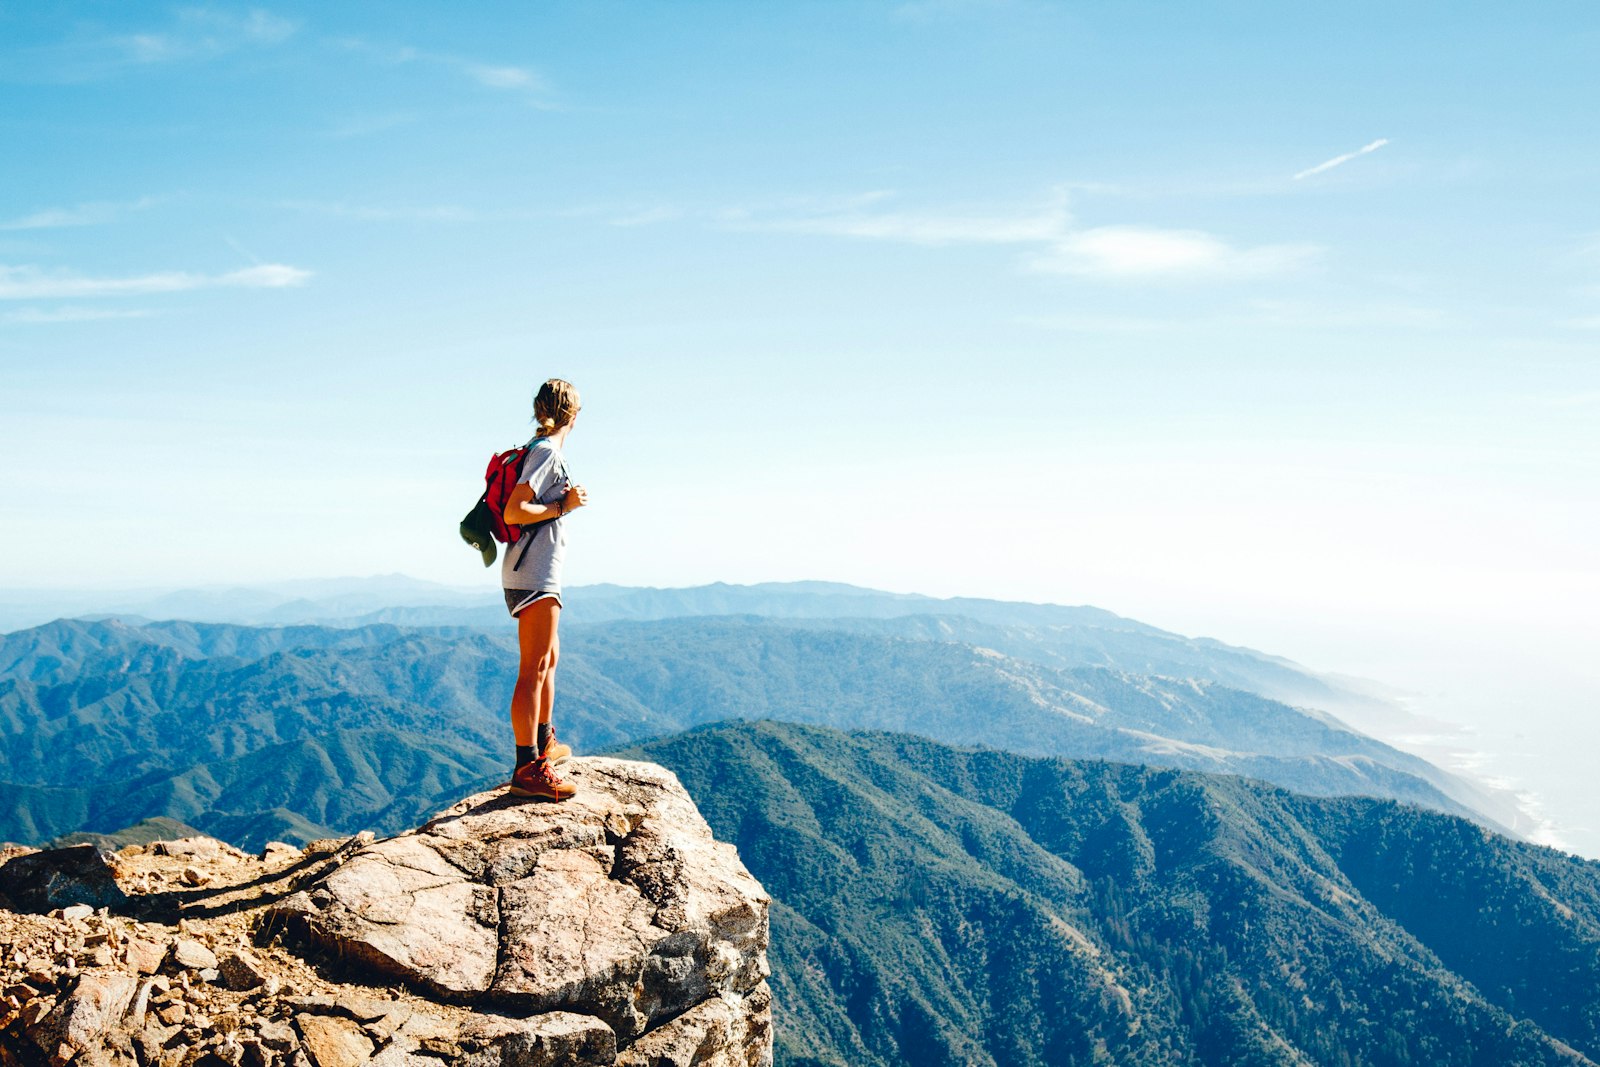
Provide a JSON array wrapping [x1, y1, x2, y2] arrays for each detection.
[[501, 378, 589, 800]]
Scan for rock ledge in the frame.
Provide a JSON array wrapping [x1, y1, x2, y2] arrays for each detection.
[[0, 757, 772, 1067], [271, 757, 772, 1063]]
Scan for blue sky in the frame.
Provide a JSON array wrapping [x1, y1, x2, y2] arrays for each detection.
[[3, 4, 1599, 843]]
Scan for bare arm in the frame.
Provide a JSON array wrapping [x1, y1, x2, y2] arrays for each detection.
[[503, 483, 588, 527]]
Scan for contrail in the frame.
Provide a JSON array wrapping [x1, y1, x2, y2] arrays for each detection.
[[1294, 138, 1390, 180], [222, 233, 264, 264]]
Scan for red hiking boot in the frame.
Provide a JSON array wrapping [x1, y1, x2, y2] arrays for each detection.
[[509, 758, 576, 801], [542, 728, 572, 764]]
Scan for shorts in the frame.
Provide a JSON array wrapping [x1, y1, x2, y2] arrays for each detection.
[[504, 589, 562, 618]]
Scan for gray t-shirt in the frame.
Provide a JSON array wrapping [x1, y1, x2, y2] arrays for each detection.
[[500, 438, 570, 593]]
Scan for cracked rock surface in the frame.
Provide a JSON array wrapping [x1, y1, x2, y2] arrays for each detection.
[[271, 757, 772, 1062], [0, 758, 772, 1067]]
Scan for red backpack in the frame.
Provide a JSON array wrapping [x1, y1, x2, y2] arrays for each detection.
[[483, 444, 533, 544], [459, 443, 535, 567]]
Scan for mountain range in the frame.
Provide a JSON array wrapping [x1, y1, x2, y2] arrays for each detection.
[[2, 581, 1591, 1065], [0, 608, 1509, 849], [2, 577, 1393, 709], [626, 720, 1600, 1067]]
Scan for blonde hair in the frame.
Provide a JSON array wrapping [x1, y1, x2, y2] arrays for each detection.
[[533, 378, 581, 436]]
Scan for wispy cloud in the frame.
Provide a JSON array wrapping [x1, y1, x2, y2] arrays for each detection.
[[1031, 226, 1315, 279], [0, 263, 310, 300], [118, 8, 298, 64], [334, 38, 556, 108], [464, 64, 541, 91], [0, 197, 159, 231], [285, 199, 640, 225], [13, 8, 300, 81], [747, 196, 1070, 245], [280, 198, 684, 227], [740, 190, 1313, 281], [3, 306, 155, 324], [1294, 138, 1391, 180]]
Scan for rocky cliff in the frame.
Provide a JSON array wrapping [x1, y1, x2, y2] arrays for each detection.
[[0, 758, 772, 1067]]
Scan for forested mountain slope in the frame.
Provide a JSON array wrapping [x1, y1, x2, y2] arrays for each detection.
[[14, 579, 1384, 716], [626, 721, 1600, 1067], [0, 617, 1492, 847]]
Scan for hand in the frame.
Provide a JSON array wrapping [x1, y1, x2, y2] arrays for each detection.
[[563, 484, 589, 512]]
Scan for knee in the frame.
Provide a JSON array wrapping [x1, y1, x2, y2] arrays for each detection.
[[521, 651, 557, 681]]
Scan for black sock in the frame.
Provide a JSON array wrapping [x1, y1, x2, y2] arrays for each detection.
[[536, 722, 552, 756], [515, 744, 535, 770]]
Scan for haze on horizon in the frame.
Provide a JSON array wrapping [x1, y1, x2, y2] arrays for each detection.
[[2, 4, 1596, 850]]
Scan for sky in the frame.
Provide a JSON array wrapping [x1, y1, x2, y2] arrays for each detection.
[[2, 3, 1598, 848]]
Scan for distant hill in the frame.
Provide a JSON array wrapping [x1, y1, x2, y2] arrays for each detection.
[[624, 720, 1600, 1067], [8, 580, 1448, 791], [0, 574, 487, 633], [5, 579, 1384, 707], [47, 816, 202, 850], [0, 615, 1513, 849], [329, 580, 1387, 707]]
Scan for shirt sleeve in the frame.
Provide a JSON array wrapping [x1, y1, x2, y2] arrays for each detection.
[[520, 445, 567, 506]]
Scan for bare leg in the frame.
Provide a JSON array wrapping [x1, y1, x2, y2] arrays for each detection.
[[511, 598, 560, 749], [538, 630, 559, 728]]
